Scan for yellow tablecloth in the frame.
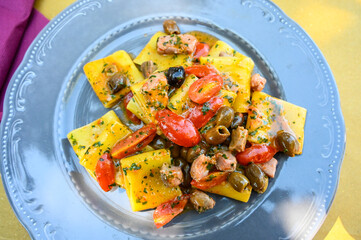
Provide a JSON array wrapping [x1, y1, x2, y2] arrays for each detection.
[[1, 0, 360, 239]]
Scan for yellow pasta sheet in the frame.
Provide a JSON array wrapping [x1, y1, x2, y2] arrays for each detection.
[[67, 110, 121, 160], [205, 183, 252, 203], [121, 149, 182, 211], [83, 50, 144, 108], [199, 56, 254, 113], [133, 32, 193, 71], [246, 91, 307, 154]]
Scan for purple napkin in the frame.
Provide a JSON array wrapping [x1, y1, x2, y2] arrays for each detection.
[[0, 1, 49, 120]]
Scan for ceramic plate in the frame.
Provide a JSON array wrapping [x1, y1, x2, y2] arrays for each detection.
[[0, 0, 345, 239]]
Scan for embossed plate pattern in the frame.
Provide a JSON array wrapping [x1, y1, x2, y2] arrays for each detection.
[[0, 0, 345, 239]]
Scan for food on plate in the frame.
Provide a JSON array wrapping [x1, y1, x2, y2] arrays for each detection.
[[68, 19, 307, 228]]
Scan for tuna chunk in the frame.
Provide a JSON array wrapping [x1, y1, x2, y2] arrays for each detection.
[[214, 151, 237, 172], [141, 72, 169, 111], [256, 157, 278, 178], [251, 73, 267, 92], [157, 34, 198, 55], [229, 126, 248, 153], [160, 163, 183, 187], [190, 190, 215, 213], [190, 154, 216, 181]]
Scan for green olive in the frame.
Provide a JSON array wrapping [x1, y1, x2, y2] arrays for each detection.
[[107, 73, 127, 94], [180, 147, 189, 160], [228, 172, 250, 192], [186, 144, 208, 163], [169, 144, 180, 158], [204, 125, 230, 145], [215, 106, 234, 128], [149, 136, 169, 150], [275, 130, 299, 157], [231, 112, 247, 129], [245, 163, 268, 193]]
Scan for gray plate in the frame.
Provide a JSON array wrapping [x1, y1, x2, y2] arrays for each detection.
[[0, 0, 345, 239]]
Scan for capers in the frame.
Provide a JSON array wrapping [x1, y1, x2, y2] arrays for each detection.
[[231, 112, 247, 129], [215, 106, 234, 128], [166, 66, 185, 88], [228, 172, 250, 192], [107, 73, 127, 94], [163, 20, 181, 35], [275, 130, 299, 157], [204, 125, 230, 145], [141, 60, 158, 78], [245, 163, 268, 193], [149, 136, 169, 150]]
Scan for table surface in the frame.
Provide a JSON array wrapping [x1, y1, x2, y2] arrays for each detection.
[[0, 0, 360, 239]]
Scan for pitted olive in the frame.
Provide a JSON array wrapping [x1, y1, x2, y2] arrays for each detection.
[[215, 106, 234, 128], [107, 73, 127, 94], [275, 130, 299, 157], [204, 125, 230, 145], [245, 163, 268, 193], [231, 112, 247, 129], [228, 172, 250, 192]]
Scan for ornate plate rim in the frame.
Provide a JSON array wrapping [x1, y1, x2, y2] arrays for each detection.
[[0, 0, 346, 239]]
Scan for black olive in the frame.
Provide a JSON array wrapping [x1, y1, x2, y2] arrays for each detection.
[[107, 73, 127, 94], [166, 66, 185, 88]]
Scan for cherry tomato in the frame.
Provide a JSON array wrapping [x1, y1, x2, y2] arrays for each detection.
[[188, 74, 223, 104], [153, 194, 189, 229], [191, 172, 229, 190], [193, 42, 210, 59], [156, 109, 201, 147], [185, 97, 223, 129], [236, 144, 278, 165], [111, 123, 157, 159], [185, 64, 218, 78], [95, 153, 116, 192], [123, 91, 141, 125]]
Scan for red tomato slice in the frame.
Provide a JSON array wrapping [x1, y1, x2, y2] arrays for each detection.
[[191, 172, 229, 190], [185, 64, 218, 78], [185, 97, 223, 129], [111, 123, 157, 159], [236, 144, 278, 165], [156, 109, 201, 147], [188, 74, 223, 104], [123, 91, 141, 125], [193, 42, 210, 59], [95, 153, 116, 192], [153, 195, 190, 228]]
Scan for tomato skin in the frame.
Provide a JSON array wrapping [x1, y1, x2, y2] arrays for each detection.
[[123, 91, 141, 125], [185, 97, 223, 129], [191, 172, 229, 190], [193, 42, 210, 59], [95, 153, 116, 192], [111, 123, 157, 159], [188, 74, 223, 104], [156, 109, 201, 147], [236, 144, 278, 165], [185, 64, 218, 78], [153, 195, 190, 228]]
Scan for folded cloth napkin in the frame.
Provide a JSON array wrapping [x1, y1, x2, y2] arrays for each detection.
[[0, 0, 49, 121]]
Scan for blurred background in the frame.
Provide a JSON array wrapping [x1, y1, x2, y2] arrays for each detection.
[[0, 0, 359, 239]]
